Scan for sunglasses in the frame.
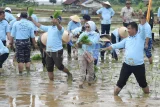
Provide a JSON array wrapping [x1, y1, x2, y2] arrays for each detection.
[[85, 26, 90, 28]]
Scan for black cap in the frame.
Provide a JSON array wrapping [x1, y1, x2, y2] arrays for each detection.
[[83, 15, 91, 21]]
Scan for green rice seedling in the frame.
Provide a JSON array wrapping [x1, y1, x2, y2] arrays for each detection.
[[53, 10, 62, 19], [31, 54, 42, 60], [28, 7, 34, 17], [79, 35, 90, 44]]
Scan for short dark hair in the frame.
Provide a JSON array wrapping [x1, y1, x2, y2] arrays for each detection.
[[83, 15, 91, 21], [20, 12, 28, 18], [128, 22, 138, 31], [0, 10, 4, 15]]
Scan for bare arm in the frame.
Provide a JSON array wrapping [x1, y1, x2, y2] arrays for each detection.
[[53, 19, 62, 30], [6, 32, 11, 41]]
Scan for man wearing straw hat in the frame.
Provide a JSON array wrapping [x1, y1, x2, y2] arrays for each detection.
[[96, 1, 115, 35], [110, 27, 129, 61], [67, 15, 81, 58], [102, 22, 149, 96], [30, 15, 72, 81], [10, 12, 36, 75], [120, 0, 135, 27]]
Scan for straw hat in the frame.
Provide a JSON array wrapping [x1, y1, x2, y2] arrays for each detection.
[[102, 1, 111, 6], [41, 32, 47, 45], [70, 15, 81, 22], [100, 34, 110, 42], [41, 30, 70, 45], [62, 30, 70, 43], [118, 27, 129, 38]]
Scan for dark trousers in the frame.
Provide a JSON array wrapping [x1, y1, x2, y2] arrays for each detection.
[[111, 33, 119, 60], [67, 44, 71, 55], [101, 24, 111, 34], [2, 40, 6, 46], [117, 63, 147, 89], [0, 53, 9, 68]]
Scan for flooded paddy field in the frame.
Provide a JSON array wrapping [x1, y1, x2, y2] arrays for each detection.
[[0, 39, 160, 107]]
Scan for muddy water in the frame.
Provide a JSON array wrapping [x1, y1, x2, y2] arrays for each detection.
[[1, 42, 160, 107]]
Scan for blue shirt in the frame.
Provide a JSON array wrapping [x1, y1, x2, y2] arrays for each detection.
[[96, 7, 115, 24], [0, 40, 9, 55], [0, 20, 10, 41], [138, 22, 152, 39], [158, 7, 160, 18], [9, 19, 17, 30], [40, 25, 64, 52], [31, 14, 38, 31], [112, 28, 120, 43], [76, 32, 100, 56], [11, 19, 35, 39], [67, 21, 81, 32], [111, 32, 145, 66], [5, 12, 16, 22]]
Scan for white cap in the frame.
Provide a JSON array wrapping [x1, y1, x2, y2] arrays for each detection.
[[17, 13, 20, 17], [5, 7, 11, 12]]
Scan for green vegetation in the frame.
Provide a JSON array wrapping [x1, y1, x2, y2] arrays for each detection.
[[79, 35, 90, 44], [31, 54, 42, 60], [28, 7, 34, 17], [53, 10, 62, 18]]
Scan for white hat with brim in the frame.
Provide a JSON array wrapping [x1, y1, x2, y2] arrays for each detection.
[[102, 1, 111, 6], [118, 27, 129, 38], [41, 30, 70, 45], [70, 15, 81, 22], [17, 13, 20, 18], [5, 7, 11, 12]]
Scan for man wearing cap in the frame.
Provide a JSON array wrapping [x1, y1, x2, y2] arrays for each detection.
[[4, 7, 15, 22], [10, 12, 36, 75], [110, 27, 129, 61], [67, 15, 81, 58], [102, 22, 149, 96], [0, 10, 10, 46], [120, 0, 135, 27], [96, 1, 115, 35], [139, 15, 153, 64], [30, 15, 72, 81]]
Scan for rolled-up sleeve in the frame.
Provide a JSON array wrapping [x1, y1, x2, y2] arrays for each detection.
[[111, 39, 126, 49], [40, 25, 49, 32]]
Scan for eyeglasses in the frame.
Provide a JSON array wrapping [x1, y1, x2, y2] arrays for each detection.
[[85, 26, 90, 28]]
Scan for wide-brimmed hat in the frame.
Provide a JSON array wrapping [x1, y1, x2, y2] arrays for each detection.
[[99, 34, 110, 42], [70, 15, 81, 22], [62, 30, 70, 43], [41, 30, 70, 45], [41, 32, 48, 45], [118, 27, 129, 38], [102, 1, 111, 6], [5, 7, 11, 12]]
